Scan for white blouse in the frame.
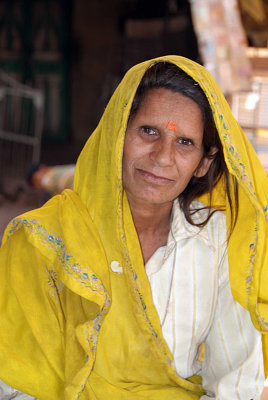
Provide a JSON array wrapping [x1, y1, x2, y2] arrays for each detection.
[[146, 200, 265, 399]]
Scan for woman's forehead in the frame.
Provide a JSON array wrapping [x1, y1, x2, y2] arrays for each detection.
[[133, 88, 203, 119]]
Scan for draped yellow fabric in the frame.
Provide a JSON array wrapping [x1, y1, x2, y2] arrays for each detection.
[[0, 55, 267, 399]]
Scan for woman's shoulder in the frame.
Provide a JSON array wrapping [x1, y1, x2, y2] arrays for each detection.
[[2, 193, 63, 245], [1, 189, 81, 247], [194, 200, 227, 249], [173, 199, 227, 251]]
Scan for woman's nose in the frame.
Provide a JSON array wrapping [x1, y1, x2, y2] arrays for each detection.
[[149, 137, 174, 166]]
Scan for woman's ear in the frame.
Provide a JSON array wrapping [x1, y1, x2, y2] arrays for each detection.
[[194, 146, 218, 178]]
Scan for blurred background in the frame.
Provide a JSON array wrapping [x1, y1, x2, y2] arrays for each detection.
[[0, 0, 268, 396]]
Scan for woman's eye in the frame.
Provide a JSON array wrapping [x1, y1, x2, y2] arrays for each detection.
[[178, 137, 193, 146], [140, 126, 157, 136]]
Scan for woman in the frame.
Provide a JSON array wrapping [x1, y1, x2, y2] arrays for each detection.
[[0, 56, 267, 399]]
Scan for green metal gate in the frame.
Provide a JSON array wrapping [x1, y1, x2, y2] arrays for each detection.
[[0, 0, 71, 141]]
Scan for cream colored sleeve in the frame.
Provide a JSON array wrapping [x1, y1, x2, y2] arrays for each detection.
[[201, 252, 265, 399]]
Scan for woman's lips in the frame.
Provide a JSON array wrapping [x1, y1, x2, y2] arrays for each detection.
[[137, 168, 173, 183]]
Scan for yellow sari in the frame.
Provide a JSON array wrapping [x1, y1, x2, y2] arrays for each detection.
[[0, 56, 267, 399]]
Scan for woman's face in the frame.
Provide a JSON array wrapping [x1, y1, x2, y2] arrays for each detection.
[[122, 88, 214, 209]]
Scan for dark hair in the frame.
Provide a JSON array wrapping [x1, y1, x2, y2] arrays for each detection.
[[129, 62, 238, 230]]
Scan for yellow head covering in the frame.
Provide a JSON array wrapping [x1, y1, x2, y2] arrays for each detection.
[[0, 56, 267, 399], [74, 55, 268, 331]]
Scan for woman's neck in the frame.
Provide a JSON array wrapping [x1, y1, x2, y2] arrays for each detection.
[[129, 200, 173, 264]]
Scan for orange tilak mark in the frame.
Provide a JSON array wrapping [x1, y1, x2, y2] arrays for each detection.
[[166, 120, 178, 132]]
